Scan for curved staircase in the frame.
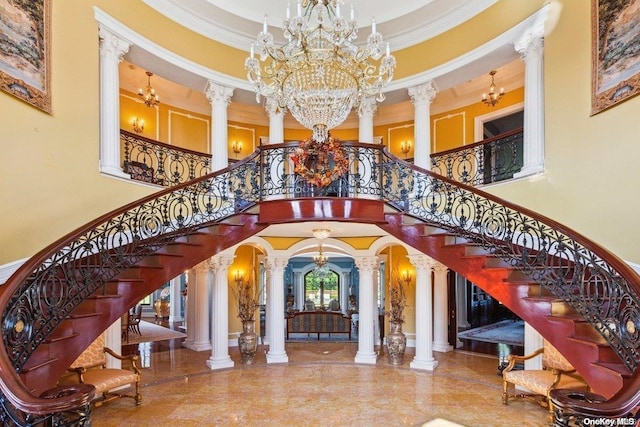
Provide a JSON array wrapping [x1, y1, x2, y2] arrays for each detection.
[[1, 143, 639, 425]]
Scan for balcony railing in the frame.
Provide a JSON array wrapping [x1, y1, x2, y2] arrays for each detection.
[[430, 128, 524, 185], [121, 130, 211, 186]]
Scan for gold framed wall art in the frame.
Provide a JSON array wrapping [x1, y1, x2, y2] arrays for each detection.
[[591, 0, 640, 115], [0, 0, 51, 113]]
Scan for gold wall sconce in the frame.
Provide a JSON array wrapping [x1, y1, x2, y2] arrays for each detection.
[[232, 140, 243, 155], [234, 270, 244, 283], [131, 117, 144, 134], [402, 270, 413, 284], [400, 140, 412, 157]]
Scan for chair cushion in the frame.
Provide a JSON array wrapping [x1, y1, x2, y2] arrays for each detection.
[[60, 368, 137, 395], [504, 369, 588, 396]]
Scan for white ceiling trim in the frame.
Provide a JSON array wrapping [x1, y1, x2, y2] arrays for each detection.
[[384, 4, 550, 93], [387, 0, 498, 51], [143, 0, 498, 52], [94, 6, 252, 92]]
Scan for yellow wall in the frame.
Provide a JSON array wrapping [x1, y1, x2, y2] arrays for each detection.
[[229, 245, 263, 334], [484, 0, 640, 264], [381, 246, 416, 336], [431, 88, 525, 152]]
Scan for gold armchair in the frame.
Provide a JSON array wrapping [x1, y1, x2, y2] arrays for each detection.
[[58, 334, 141, 407], [502, 339, 588, 423]]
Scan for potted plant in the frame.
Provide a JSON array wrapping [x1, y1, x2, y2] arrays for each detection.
[[386, 265, 410, 365], [234, 271, 261, 364]]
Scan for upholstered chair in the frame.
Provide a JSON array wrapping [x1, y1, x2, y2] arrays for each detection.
[[58, 334, 141, 406], [502, 339, 589, 424]]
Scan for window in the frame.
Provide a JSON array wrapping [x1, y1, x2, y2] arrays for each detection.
[[304, 270, 339, 309]]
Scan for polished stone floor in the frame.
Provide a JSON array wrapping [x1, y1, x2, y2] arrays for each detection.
[[91, 323, 548, 427]]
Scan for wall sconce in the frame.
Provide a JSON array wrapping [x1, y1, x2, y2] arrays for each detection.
[[234, 270, 244, 283], [400, 140, 411, 158], [131, 117, 144, 134], [401, 270, 412, 284], [232, 140, 243, 155]]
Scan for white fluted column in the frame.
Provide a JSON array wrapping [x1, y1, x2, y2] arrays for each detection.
[[206, 82, 234, 172], [265, 257, 289, 363], [408, 82, 437, 170], [514, 31, 545, 177], [432, 262, 453, 353], [207, 255, 235, 370], [182, 268, 196, 347], [354, 256, 379, 364], [456, 275, 470, 330], [294, 271, 304, 311], [409, 254, 438, 370], [183, 262, 212, 351], [358, 97, 377, 143], [169, 276, 183, 323], [266, 98, 285, 144], [98, 26, 130, 178]]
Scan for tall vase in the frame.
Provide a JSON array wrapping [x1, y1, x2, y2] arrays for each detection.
[[387, 321, 406, 365], [238, 320, 258, 364]]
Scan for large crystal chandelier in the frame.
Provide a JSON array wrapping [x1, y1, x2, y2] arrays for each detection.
[[245, 0, 396, 142]]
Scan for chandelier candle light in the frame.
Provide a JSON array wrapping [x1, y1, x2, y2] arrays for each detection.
[[245, 0, 396, 142], [481, 70, 505, 107], [138, 71, 160, 108]]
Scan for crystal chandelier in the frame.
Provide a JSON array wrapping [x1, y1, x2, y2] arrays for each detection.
[[138, 71, 160, 108], [245, 0, 396, 142], [481, 70, 505, 107]]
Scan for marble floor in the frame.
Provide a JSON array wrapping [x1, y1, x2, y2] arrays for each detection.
[[92, 324, 549, 427]]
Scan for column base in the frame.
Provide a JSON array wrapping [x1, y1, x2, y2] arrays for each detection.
[[99, 164, 130, 180], [206, 357, 234, 370], [513, 163, 544, 179], [183, 341, 211, 352], [433, 342, 453, 353], [266, 351, 289, 364], [354, 351, 378, 364], [169, 316, 183, 323], [410, 358, 439, 371]]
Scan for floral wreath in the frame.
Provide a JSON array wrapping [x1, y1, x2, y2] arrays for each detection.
[[290, 136, 349, 188]]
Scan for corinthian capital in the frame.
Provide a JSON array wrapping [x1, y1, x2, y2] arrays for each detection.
[[408, 81, 437, 105], [205, 82, 234, 105]]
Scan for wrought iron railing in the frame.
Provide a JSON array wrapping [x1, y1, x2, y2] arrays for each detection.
[[1, 141, 640, 424], [121, 130, 211, 186], [430, 128, 524, 185]]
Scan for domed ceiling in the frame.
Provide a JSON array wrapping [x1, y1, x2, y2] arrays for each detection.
[[121, 0, 523, 126]]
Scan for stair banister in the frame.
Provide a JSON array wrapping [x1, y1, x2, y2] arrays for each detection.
[[2, 142, 640, 423]]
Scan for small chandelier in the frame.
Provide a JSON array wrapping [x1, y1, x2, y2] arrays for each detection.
[[481, 70, 505, 107], [138, 71, 160, 108], [245, 0, 396, 142], [314, 244, 329, 268]]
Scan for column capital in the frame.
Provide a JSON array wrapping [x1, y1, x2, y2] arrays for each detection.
[[408, 81, 437, 105], [432, 262, 449, 273], [205, 82, 234, 105], [193, 260, 211, 274], [264, 257, 288, 272], [265, 97, 286, 116], [209, 254, 235, 273], [354, 256, 379, 272], [357, 96, 378, 118], [98, 25, 130, 62], [408, 254, 435, 271], [514, 34, 543, 60]]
